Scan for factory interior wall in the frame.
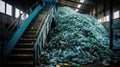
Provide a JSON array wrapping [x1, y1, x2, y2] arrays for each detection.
[[0, 12, 16, 32], [89, 0, 120, 34], [0, 12, 15, 24]]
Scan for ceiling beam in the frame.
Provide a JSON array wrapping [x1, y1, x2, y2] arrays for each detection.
[[78, 10, 89, 14], [58, 2, 89, 12], [86, 0, 95, 5], [65, 0, 89, 6], [65, 0, 92, 9]]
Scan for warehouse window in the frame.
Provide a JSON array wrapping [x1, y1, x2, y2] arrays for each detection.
[[104, 15, 109, 22], [98, 18, 102, 22], [15, 8, 20, 18], [113, 10, 119, 19], [0, 0, 5, 13], [6, 3, 12, 16]]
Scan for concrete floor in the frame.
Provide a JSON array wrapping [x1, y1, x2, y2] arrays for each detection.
[[56, 63, 120, 67], [81, 64, 120, 67]]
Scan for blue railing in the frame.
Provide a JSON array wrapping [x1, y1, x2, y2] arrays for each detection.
[[34, 5, 55, 66], [3, 5, 43, 60]]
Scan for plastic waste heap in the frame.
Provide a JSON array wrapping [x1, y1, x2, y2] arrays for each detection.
[[40, 7, 120, 67]]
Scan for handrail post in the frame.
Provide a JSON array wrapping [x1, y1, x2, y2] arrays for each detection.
[[17, 13, 22, 29], [33, 4, 56, 66]]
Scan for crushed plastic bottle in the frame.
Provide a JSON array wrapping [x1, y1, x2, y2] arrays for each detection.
[[40, 6, 120, 67]]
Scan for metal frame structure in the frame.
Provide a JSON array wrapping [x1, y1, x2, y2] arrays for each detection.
[[1, 0, 58, 66]]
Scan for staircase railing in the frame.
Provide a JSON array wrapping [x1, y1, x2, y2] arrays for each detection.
[[3, 1, 43, 60], [34, 5, 55, 66], [2, 1, 40, 46]]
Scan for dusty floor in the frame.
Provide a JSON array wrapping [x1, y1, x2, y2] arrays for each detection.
[[80, 64, 120, 67], [56, 63, 120, 67]]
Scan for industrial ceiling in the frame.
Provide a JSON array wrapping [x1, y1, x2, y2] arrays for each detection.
[[58, 0, 97, 13], [2, 0, 38, 12], [2, 0, 98, 13]]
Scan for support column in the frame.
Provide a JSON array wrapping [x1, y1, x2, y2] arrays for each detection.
[[12, 6, 15, 17], [103, 0, 106, 16], [109, 0, 113, 49], [95, 2, 98, 18], [5, 2, 6, 14]]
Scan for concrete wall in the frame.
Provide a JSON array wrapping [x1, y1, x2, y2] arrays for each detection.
[[0, 12, 15, 24], [0, 12, 18, 39], [102, 18, 120, 31], [0, 12, 16, 31], [89, 0, 120, 34]]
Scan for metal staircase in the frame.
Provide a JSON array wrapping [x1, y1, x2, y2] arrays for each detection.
[[1, 0, 57, 66], [3, 4, 56, 66], [4, 8, 47, 67]]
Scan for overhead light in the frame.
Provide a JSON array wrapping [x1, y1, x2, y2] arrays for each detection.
[[75, 9, 79, 12], [77, 4, 81, 8], [80, 0, 84, 3]]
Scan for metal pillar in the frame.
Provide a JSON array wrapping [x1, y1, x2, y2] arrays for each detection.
[[95, 3, 98, 18], [5, 2, 6, 14], [103, 0, 106, 16], [12, 6, 15, 17], [109, 0, 113, 49]]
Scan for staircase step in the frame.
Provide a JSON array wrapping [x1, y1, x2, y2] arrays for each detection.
[[19, 38, 36, 43], [21, 35, 37, 39], [28, 26, 39, 30], [28, 25, 40, 28], [15, 43, 34, 48], [26, 28, 37, 31], [24, 31, 36, 35], [8, 54, 33, 61], [30, 22, 41, 25], [12, 48, 34, 54], [4, 9, 47, 67], [28, 21, 41, 27], [4, 61, 33, 67]]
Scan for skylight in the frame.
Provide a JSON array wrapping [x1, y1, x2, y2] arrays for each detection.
[[80, 0, 85, 3], [77, 4, 81, 8]]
